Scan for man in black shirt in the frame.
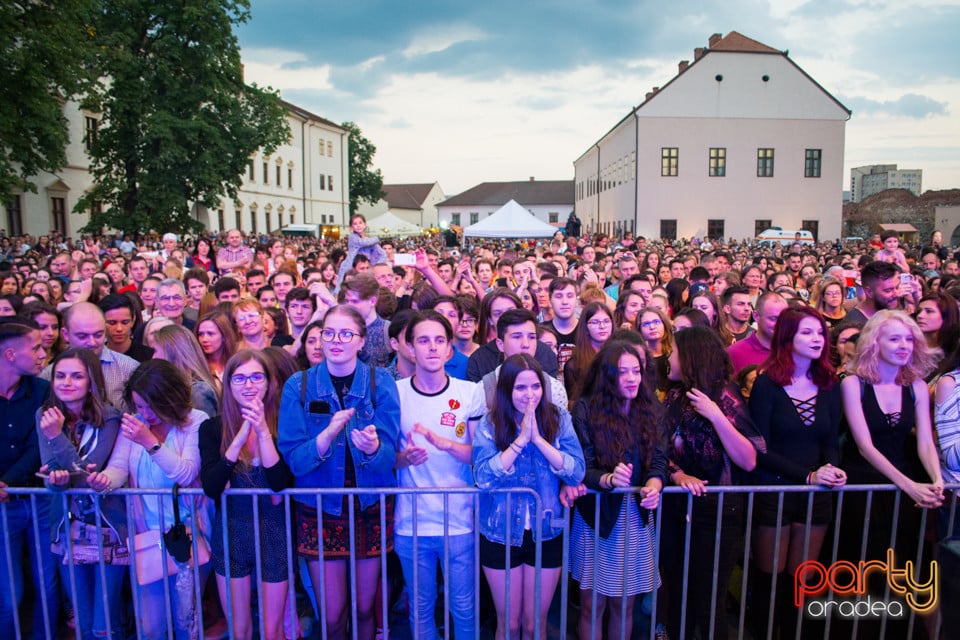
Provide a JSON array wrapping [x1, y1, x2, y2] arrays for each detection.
[[0, 319, 58, 637]]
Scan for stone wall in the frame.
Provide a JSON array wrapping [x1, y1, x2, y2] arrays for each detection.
[[842, 188, 960, 240]]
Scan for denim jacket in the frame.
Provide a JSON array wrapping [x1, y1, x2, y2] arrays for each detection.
[[278, 362, 399, 515], [472, 408, 585, 545]]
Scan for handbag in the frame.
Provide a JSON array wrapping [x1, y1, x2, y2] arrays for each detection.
[[53, 519, 130, 566], [133, 484, 210, 585]]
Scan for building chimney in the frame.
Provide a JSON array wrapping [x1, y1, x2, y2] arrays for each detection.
[[678, 60, 689, 74], [645, 91, 654, 101], [529, 176, 535, 182], [652, 87, 660, 93], [694, 47, 705, 60], [708, 33, 723, 48]]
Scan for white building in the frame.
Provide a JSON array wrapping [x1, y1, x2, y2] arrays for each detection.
[[357, 182, 446, 230], [574, 32, 850, 243], [3, 99, 349, 239], [850, 164, 923, 203], [437, 179, 573, 229]]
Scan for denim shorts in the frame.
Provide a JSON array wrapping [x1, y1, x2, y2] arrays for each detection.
[[479, 530, 563, 569]]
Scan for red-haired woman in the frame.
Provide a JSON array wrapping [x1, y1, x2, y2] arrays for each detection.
[[748, 306, 846, 638]]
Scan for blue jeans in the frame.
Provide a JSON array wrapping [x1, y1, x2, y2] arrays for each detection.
[[60, 561, 126, 639], [394, 533, 476, 640], [135, 561, 210, 640], [0, 498, 60, 639]]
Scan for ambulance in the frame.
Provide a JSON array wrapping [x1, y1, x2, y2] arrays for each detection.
[[755, 227, 815, 247]]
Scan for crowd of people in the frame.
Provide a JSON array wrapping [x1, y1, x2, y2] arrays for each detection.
[[1, 218, 958, 640]]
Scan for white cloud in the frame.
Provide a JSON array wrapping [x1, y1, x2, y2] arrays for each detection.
[[241, 48, 333, 91], [401, 26, 487, 57]]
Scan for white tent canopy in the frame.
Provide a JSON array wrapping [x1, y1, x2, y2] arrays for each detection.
[[461, 199, 559, 238], [365, 211, 422, 237]]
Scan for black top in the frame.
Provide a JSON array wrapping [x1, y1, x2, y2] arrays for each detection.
[[572, 398, 668, 539], [465, 340, 559, 382], [199, 415, 293, 504], [842, 382, 917, 481], [750, 373, 841, 484], [664, 382, 765, 486], [0, 376, 49, 488], [122, 341, 155, 363]]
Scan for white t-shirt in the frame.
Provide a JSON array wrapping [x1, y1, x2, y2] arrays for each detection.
[[395, 376, 485, 536]]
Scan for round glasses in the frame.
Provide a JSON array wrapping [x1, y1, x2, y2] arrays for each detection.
[[321, 329, 357, 342]]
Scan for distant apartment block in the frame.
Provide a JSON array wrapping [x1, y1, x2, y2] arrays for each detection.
[[850, 164, 922, 203]]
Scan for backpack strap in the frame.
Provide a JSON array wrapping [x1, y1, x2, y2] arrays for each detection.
[[369, 363, 377, 411]]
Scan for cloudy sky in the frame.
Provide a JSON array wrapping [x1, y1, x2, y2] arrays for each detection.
[[237, 0, 959, 196]]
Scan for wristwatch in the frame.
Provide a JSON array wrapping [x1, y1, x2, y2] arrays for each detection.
[[146, 441, 162, 455]]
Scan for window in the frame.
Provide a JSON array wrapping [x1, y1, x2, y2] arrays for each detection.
[[275, 165, 281, 185], [328, 175, 334, 191], [802, 220, 819, 242], [755, 219, 772, 236], [660, 219, 677, 241], [327, 142, 333, 157], [250, 209, 258, 235], [470, 212, 479, 225], [661, 148, 678, 177], [805, 149, 822, 178], [549, 212, 558, 224], [84, 117, 98, 153], [290, 212, 295, 225], [320, 175, 326, 190], [707, 219, 725, 240], [6, 195, 23, 236], [288, 168, 293, 189], [51, 197, 66, 234], [709, 148, 726, 177], [451, 213, 460, 226], [248, 161, 254, 180], [235, 209, 240, 230], [217, 209, 225, 231], [757, 149, 774, 177], [263, 161, 269, 184]]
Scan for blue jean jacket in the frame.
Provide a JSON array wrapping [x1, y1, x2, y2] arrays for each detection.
[[473, 408, 585, 545], [278, 362, 399, 515]]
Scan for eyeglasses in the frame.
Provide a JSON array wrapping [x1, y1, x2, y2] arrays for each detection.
[[459, 317, 477, 326], [230, 372, 266, 386], [235, 313, 261, 323], [158, 295, 183, 304], [321, 329, 357, 342], [587, 318, 612, 328], [640, 318, 663, 329]]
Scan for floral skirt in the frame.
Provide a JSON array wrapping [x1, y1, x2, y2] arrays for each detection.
[[296, 496, 393, 560]]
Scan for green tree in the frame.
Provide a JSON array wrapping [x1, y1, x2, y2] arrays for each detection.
[[77, 0, 290, 235], [342, 121, 384, 215], [0, 1, 97, 205]]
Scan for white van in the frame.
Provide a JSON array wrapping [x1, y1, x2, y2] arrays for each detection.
[[756, 227, 815, 247]]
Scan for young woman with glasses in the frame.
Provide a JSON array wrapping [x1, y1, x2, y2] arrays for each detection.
[[563, 302, 614, 403], [278, 305, 399, 640], [200, 350, 292, 640]]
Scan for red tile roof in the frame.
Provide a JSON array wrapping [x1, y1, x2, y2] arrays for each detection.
[[439, 180, 574, 207], [710, 31, 782, 53], [382, 183, 436, 210]]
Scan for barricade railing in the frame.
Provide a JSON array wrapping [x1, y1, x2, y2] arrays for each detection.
[[2, 483, 957, 640]]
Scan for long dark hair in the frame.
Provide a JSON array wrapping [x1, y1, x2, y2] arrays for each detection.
[[44, 348, 107, 432], [478, 288, 521, 345], [490, 353, 560, 451], [672, 326, 732, 402], [578, 341, 663, 469], [124, 360, 193, 428]]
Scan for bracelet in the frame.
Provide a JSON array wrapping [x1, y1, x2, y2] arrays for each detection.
[[509, 442, 523, 454]]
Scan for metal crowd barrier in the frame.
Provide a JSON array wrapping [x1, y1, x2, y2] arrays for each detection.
[[2, 483, 957, 640]]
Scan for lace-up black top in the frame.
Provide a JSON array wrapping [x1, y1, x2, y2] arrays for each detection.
[[749, 373, 842, 484]]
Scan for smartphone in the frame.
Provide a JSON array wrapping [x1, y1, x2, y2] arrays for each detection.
[[900, 273, 912, 286], [394, 253, 416, 266]]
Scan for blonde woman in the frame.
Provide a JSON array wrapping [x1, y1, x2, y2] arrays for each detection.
[[152, 324, 220, 418], [233, 298, 269, 351]]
